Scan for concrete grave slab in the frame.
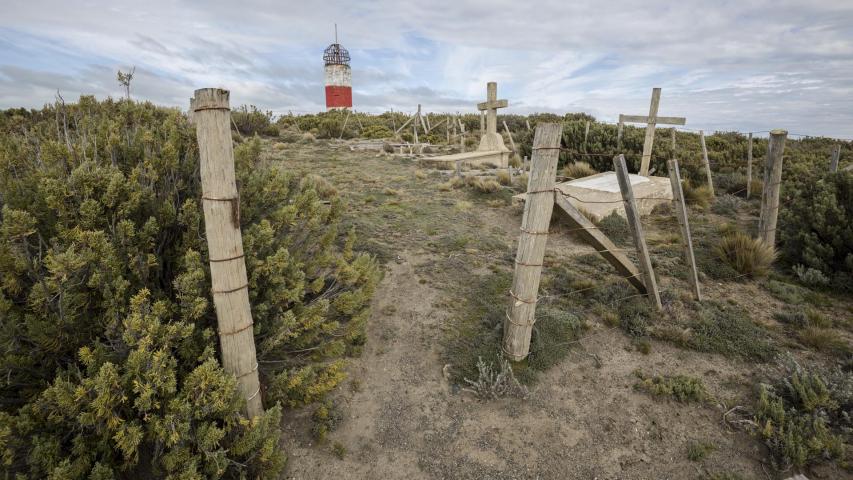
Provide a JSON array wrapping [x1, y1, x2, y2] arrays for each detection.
[[420, 81, 510, 169], [513, 171, 673, 221]]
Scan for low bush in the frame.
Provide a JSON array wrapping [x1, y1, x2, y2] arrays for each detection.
[[596, 211, 631, 245], [715, 232, 776, 277], [634, 371, 708, 403], [711, 194, 744, 216], [753, 359, 848, 470]]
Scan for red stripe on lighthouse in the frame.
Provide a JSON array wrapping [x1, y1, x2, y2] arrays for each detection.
[[325, 86, 352, 109]]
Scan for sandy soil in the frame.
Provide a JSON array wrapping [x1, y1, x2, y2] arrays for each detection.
[[273, 140, 851, 480]]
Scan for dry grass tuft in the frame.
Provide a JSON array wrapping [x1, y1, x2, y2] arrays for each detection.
[[563, 161, 597, 180], [273, 142, 287, 150], [467, 176, 502, 193], [415, 170, 428, 179], [515, 173, 529, 188], [496, 170, 512, 186], [715, 232, 776, 277], [383, 187, 401, 196], [682, 180, 714, 208]]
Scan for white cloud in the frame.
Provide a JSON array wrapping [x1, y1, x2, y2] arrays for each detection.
[[0, 0, 852, 136]]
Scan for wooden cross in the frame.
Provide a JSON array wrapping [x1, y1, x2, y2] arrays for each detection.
[[477, 82, 508, 137], [619, 88, 685, 176]]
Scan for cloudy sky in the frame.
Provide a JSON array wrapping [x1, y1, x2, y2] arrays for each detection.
[[1, 0, 852, 137]]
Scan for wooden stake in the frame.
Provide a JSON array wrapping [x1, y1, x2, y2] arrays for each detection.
[[617, 116, 624, 150], [758, 129, 787, 246], [614, 154, 662, 309], [670, 128, 676, 155], [746, 133, 753, 199], [338, 110, 350, 140], [526, 119, 531, 131], [583, 121, 590, 152], [395, 112, 415, 135], [503, 120, 516, 152], [418, 105, 427, 133], [504, 123, 562, 361], [193, 88, 263, 418], [699, 130, 714, 196], [413, 124, 419, 147], [425, 113, 431, 133], [667, 159, 701, 301], [830, 144, 841, 172], [446, 115, 450, 143]]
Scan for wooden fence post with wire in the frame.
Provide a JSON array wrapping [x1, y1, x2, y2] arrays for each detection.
[[503, 123, 562, 361], [746, 133, 753, 199], [758, 129, 788, 246], [667, 159, 701, 301], [193, 88, 263, 418], [830, 144, 841, 173], [699, 130, 714, 196], [614, 154, 662, 310]]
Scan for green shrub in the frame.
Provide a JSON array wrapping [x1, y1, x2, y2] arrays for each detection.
[[686, 441, 716, 461], [362, 124, 393, 139], [754, 360, 847, 469], [711, 194, 744, 216], [634, 371, 707, 403], [681, 302, 776, 361], [231, 104, 278, 136], [715, 232, 776, 277], [596, 211, 631, 245], [0, 98, 379, 478], [779, 172, 853, 291]]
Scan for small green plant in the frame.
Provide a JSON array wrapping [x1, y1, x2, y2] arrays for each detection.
[[312, 400, 343, 443], [715, 232, 776, 277], [793, 264, 830, 287], [634, 371, 708, 403], [686, 440, 716, 461], [711, 194, 743, 216], [463, 356, 529, 400], [596, 211, 631, 245], [753, 359, 846, 470], [332, 442, 347, 459]]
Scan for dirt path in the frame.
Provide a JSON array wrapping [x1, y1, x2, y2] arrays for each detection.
[[274, 142, 779, 479]]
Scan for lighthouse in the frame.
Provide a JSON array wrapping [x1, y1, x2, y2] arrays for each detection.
[[324, 27, 352, 110]]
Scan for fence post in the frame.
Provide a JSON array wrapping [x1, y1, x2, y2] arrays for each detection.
[[746, 133, 753, 199], [193, 88, 263, 418], [758, 130, 787, 246], [671, 128, 676, 157], [699, 130, 714, 196], [614, 154, 662, 310], [617, 116, 624, 150], [503, 120, 517, 153], [668, 159, 701, 301], [583, 121, 590, 152], [503, 123, 562, 361], [830, 144, 841, 173]]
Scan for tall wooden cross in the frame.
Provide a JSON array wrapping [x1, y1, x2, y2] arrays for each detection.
[[619, 88, 686, 176], [476, 82, 510, 152]]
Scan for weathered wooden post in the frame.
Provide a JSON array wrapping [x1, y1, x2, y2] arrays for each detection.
[[526, 119, 532, 131], [418, 104, 427, 133], [503, 123, 562, 361], [670, 128, 676, 155], [668, 159, 701, 300], [446, 115, 450, 143], [338, 109, 350, 140], [758, 129, 787, 246], [699, 130, 714, 196], [193, 88, 263, 418], [617, 117, 624, 150], [583, 121, 590, 152], [830, 144, 841, 173], [412, 124, 419, 148], [614, 154, 662, 310], [459, 121, 465, 152], [503, 120, 517, 153], [746, 133, 753, 199]]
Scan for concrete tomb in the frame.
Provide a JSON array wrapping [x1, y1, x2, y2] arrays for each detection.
[[420, 82, 511, 169], [513, 171, 673, 221]]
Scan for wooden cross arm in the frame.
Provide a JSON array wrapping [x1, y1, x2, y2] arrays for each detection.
[[620, 114, 686, 126], [477, 99, 508, 111]]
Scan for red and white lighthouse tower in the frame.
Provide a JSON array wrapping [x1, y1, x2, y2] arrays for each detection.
[[324, 27, 352, 110]]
